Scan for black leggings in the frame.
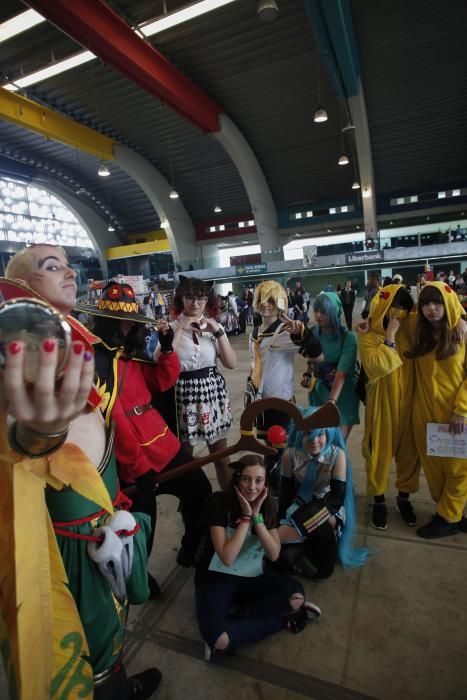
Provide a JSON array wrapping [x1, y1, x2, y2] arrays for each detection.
[[123, 446, 212, 556], [195, 570, 304, 649], [277, 522, 338, 579]]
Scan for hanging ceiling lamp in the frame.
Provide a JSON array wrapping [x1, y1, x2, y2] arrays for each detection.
[[352, 181, 361, 189], [313, 50, 328, 123], [338, 153, 349, 166], [169, 189, 179, 199], [313, 106, 328, 123], [97, 161, 110, 177], [257, 0, 278, 23], [108, 222, 115, 231], [214, 204, 222, 213]]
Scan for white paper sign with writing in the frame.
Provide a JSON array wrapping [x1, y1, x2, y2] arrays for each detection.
[[426, 423, 467, 459]]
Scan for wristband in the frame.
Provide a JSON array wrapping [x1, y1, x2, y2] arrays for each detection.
[[383, 339, 396, 348], [327, 397, 337, 404], [213, 328, 225, 339], [9, 421, 70, 459], [252, 513, 264, 525], [235, 516, 251, 526]]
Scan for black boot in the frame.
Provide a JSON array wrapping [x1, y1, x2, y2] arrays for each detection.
[[128, 668, 162, 698]]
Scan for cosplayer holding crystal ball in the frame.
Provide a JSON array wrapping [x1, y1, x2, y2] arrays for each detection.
[[0, 244, 161, 700]]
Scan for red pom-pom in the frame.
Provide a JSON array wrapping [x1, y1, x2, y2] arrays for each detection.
[[267, 425, 287, 446], [444, 285, 452, 293]]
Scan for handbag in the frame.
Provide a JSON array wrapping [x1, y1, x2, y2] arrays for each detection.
[[208, 527, 264, 577]]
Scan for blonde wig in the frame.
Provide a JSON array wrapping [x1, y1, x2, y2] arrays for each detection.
[[253, 280, 288, 313]]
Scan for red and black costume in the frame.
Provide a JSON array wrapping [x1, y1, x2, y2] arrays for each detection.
[[88, 282, 212, 564]]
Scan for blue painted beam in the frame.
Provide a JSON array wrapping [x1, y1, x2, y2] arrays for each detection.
[[304, 0, 360, 98]]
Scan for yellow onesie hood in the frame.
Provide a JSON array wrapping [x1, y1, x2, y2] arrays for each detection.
[[420, 281, 464, 329], [368, 284, 404, 336]]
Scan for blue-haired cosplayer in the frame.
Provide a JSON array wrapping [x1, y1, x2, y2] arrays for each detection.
[[277, 407, 369, 580], [303, 292, 360, 439]]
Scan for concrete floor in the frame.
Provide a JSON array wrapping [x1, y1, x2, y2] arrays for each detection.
[[126, 332, 467, 700], [2, 330, 467, 699]]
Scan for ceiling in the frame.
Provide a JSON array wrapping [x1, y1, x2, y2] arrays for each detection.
[[0, 0, 466, 248]]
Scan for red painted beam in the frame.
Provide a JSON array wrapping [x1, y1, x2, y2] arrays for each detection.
[[24, 0, 222, 133]]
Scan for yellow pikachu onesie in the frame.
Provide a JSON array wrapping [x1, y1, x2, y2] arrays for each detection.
[[359, 285, 420, 496], [411, 282, 467, 523]]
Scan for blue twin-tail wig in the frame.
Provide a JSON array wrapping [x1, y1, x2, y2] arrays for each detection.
[[287, 406, 370, 568]]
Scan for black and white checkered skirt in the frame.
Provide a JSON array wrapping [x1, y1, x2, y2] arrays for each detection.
[[176, 366, 232, 446]]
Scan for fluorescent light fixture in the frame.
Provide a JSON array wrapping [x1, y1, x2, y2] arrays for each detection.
[[141, 0, 238, 36], [0, 10, 45, 44], [1, 3, 237, 90], [3, 51, 95, 91]]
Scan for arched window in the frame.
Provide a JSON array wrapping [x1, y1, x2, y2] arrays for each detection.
[[0, 177, 95, 250]]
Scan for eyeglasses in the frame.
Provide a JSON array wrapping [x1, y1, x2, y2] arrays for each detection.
[[183, 294, 208, 303]]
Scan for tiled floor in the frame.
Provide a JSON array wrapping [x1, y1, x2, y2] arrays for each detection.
[[2, 330, 466, 699]]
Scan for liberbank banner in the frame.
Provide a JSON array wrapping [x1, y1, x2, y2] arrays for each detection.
[[345, 250, 384, 264]]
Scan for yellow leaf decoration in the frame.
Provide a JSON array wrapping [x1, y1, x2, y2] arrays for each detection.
[[46, 443, 114, 516]]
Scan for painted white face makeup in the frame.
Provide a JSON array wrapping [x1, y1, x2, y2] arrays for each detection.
[[26, 246, 77, 313]]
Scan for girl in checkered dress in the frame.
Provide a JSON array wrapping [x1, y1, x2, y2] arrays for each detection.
[[170, 277, 237, 490]]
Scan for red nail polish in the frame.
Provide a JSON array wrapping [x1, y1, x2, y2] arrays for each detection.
[[43, 339, 56, 352], [8, 341, 22, 355], [73, 343, 84, 355]]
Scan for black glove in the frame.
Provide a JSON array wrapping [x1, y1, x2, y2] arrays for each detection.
[[290, 326, 322, 359], [159, 326, 174, 353]]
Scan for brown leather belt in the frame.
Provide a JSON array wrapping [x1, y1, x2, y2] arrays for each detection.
[[125, 402, 152, 416]]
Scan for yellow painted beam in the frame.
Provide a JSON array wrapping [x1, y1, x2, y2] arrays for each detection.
[[105, 238, 171, 260], [0, 88, 115, 160], [126, 229, 168, 243]]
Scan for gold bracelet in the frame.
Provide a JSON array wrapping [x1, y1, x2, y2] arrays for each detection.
[[9, 421, 70, 459]]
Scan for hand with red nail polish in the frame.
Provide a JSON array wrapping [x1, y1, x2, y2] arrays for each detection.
[[43, 339, 56, 353], [8, 341, 22, 355]]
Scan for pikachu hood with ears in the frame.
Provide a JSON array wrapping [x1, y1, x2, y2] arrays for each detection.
[[368, 284, 406, 337], [419, 281, 465, 329]]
